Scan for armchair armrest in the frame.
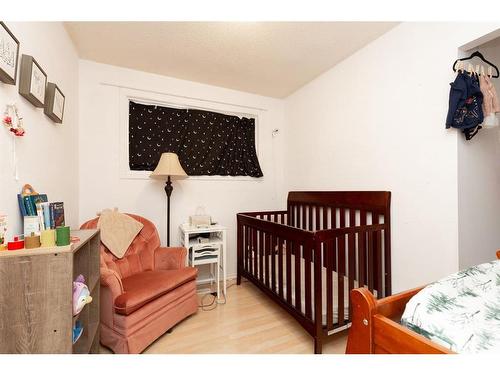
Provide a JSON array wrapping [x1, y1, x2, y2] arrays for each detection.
[[101, 267, 124, 298], [154, 247, 187, 270], [100, 267, 124, 328]]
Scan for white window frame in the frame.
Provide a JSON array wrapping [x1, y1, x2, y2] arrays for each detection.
[[119, 87, 262, 181]]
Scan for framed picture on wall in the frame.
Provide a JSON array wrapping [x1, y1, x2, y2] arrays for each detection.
[[0, 22, 20, 85], [19, 54, 47, 107], [44, 82, 65, 123]]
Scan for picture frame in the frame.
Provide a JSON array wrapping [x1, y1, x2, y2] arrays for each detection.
[[44, 82, 65, 123], [19, 54, 47, 108], [0, 21, 20, 85]]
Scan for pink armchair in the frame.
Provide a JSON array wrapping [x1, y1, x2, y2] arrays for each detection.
[[81, 214, 198, 354]]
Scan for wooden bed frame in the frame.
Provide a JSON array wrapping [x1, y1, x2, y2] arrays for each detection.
[[237, 191, 392, 354], [346, 251, 500, 354]]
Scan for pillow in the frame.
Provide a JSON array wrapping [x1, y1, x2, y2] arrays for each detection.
[[97, 209, 144, 259]]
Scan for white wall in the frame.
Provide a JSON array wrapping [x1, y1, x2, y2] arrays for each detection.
[[458, 37, 500, 269], [0, 22, 79, 238], [78, 60, 286, 278], [284, 23, 500, 293]]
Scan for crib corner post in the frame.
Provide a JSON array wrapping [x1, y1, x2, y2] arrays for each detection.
[[314, 337, 323, 354], [237, 215, 243, 285]]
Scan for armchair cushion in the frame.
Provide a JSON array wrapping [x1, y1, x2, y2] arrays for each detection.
[[114, 268, 198, 316], [154, 247, 186, 271]]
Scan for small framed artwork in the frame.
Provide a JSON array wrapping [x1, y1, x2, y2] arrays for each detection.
[[0, 22, 20, 85], [44, 83, 65, 123], [19, 54, 47, 108]]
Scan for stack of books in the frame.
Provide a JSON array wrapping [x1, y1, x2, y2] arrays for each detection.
[[18, 193, 65, 230]]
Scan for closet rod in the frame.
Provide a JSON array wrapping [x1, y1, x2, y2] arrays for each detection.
[[99, 82, 269, 112]]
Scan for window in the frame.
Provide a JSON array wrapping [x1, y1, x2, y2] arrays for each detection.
[[128, 101, 263, 177]]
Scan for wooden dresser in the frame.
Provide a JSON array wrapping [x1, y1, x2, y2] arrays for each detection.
[[0, 229, 100, 354]]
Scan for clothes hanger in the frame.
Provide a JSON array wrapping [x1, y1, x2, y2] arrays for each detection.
[[453, 51, 499, 78]]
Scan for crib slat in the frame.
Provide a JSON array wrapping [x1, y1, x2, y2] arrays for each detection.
[[294, 242, 301, 312], [243, 226, 248, 273], [367, 230, 374, 292], [315, 205, 320, 231], [302, 205, 307, 231], [304, 244, 312, 319], [348, 209, 356, 293], [331, 208, 338, 271], [326, 239, 334, 330], [308, 205, 313, 231], [286, 240, 292, 304], [252, 227, 257, 278], [247, 226, 252, 275], [278, 238, 284, 298], [323, 206, 328, 229], [359, 211, 367, 287], [338, 232, 346, 325], [263, 231, 269, 287], [373, 215, 382, 295], [372, 215, 378, 294], [271, 234, 276, 293], [259, 231, 264, 283]]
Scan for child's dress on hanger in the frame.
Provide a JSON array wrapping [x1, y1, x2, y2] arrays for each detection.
[[479, 74, 500, 128]]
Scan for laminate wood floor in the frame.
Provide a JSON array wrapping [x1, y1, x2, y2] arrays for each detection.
[[100, 280, 348, 354]]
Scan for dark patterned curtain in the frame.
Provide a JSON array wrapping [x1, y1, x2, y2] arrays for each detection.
[[129, 101, 263, 177]]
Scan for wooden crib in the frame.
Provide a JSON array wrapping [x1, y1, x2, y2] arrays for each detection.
[[236, 191, 392, 353]]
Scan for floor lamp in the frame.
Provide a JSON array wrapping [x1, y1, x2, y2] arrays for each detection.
[[150, 152, 187, 246]]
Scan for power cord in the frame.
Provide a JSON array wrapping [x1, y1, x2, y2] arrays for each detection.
[[198, 279, 244, 311]]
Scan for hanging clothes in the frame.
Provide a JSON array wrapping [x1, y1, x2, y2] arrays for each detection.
[[479, 74, 500, 128], [446, 70, 484, 140]]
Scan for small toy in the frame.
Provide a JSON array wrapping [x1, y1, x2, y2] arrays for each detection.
[[72, 321, 83, 344], [73, 274, 93, 316]]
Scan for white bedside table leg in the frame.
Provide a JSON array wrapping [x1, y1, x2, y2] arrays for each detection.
[[217, 252, 221, 300]]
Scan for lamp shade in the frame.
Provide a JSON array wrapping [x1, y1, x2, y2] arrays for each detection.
[[150, 152, 187, 179]]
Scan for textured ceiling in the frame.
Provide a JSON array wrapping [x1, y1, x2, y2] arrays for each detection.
[[65, 22, 397, 98]]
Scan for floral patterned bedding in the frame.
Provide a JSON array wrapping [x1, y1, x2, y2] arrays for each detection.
[[401, 260, 500, 353]]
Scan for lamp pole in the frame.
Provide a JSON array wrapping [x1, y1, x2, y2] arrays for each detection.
[[164, 175, 173, 246]]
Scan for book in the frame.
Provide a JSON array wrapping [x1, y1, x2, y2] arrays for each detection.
[[41, 202, 51, 230], [17, 194, 27, 217], [23, 196, 36, 216], [36, 202, 45, 231], [49, 203, 55, 229], [22, 194, 48, 216], [52, 202, 65, 228], [28, 194, 48, 211]]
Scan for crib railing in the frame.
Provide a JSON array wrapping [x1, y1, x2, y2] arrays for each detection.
[[237, 211, 390, 350]]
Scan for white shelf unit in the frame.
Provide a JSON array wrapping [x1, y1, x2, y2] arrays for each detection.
[[179, 223, 227, 299]]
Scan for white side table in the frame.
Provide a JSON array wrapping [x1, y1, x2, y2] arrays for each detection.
[[179, 223, 227, 299]]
